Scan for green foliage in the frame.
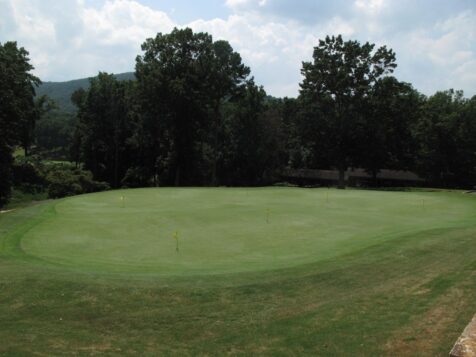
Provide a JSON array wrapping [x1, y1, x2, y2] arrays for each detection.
[[135, 28, 215, 185], [8, 154, 110, 200], [72, 73, 133, 188], [45, 165, 109, 199], [414, 90, 476, 187], [299, 35, 397, 188], [357, 77, 424, 182], [35, 110, 76, 158], [220, 82, 286, 185], [0, 42, 39, 145], [121, 166, 152, 188], [135, 27, 251, 186], [5, 31, 476, 194], [4, 188, 47, 208], [11, 155, 46, 193], [0, 142, 13, 207], [0, 41, 39, 207]]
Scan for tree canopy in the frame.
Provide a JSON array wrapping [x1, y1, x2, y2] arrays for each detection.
[[300, 35, 397, 188], [135, 27, 251, 186], [0, 41, 39, 206], [2, 30, 476, 207]]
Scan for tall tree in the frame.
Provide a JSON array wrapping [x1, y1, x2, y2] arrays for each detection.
[[300, 35, 397, 188], [135, 28, 215, 186], [358, 77, 423, 183], [35, 110, 76, 157], [220, 82, 285, 185], [0, 41, 39, 206], [414, 90, 476, 187], [135, 28, 251, 186], [207, 40, 250, 185], [73, 73, 132, 187], [458, 95, 476, 186]]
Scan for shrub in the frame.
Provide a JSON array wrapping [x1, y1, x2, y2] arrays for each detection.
[[12, 155, 46, 193], [46, 165, 110, 199], [121, 166, 152, 188]]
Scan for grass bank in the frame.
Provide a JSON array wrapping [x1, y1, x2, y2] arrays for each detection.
[[1, 187, 475, 355]]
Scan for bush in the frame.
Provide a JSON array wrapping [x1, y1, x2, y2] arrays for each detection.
[[121, 166, 152, 188], [12, 155, 46, 193], [46, 165, 110, 199]]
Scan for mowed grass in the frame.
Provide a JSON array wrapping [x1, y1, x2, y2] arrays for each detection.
[[1, 187, 475, 355]]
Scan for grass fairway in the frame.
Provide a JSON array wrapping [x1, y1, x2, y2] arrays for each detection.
[[1, 187, 475, 355]]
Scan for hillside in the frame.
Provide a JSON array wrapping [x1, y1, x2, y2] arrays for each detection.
[[36, 72, 135, 112]]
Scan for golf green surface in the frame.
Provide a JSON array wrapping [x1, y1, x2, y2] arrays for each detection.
[[1, 187, 476, 355], [16, 188, 476, 275]]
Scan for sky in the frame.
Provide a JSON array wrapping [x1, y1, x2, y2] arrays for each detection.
[[1, 0, 475, 98]]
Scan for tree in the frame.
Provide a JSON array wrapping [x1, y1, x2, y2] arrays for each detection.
[[135, 28, 250, 186], [358, 77, 423, 183], [300, 35, 397, 188], [35, 110, 76, 157], [69, 88, 87, 168], [206, 40, 250, 185], [19, 94, 55, 157], [413, 90, 476, 187], [73, 73, 133, 187], [0, 41, 39, 206], [136, 28, 215, 186], [220, 82, 285, 185]]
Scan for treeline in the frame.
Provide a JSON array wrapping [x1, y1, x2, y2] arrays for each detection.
[[69, 28, 283, 188], [1, 29, 476, 206], [1, 41, 42, 206], [69, 30, 476, 189]]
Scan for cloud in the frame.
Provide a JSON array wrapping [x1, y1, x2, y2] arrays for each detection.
[[394, 10, 476, 95], [1, 0, 475, 97], [212, 1, 476, 97], [225, 0, 354, 24], [81, 0, 175, 46], [1, 0, 175, 80], [189, 13, 358, 97]]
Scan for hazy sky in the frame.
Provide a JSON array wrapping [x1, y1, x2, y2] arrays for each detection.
[[1, 0, 475, 97]]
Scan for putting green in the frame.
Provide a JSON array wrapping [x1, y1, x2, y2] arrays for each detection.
[[18, 187, 476, 276]]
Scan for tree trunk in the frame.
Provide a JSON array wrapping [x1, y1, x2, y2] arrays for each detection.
[[174, 165, 181, 187], [211, 104, 220, 186], [113, 141, 119, 188], [153, 161, 158, 187], [211, 154, 218, 186], [338, 166, 346, 189], [372, 169, 378, 187]]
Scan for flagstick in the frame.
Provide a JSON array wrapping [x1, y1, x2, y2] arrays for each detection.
[[173, 231, 179, 253]]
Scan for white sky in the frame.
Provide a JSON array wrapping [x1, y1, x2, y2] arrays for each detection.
[[1, 0, 475, 98]]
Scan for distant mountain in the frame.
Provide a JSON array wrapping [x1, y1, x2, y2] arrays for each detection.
[[36, 72, 135, 112]]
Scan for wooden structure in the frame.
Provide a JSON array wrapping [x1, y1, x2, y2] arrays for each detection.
[[281, 168, 425, 187]]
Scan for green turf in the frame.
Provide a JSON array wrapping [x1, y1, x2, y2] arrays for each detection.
[[4, 188, 48, 209], [17, 188, 476, 275], [1, 187, 475, 355]]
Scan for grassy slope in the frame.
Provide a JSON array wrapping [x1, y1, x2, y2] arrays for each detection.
[[0, 188, 475, 355]]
